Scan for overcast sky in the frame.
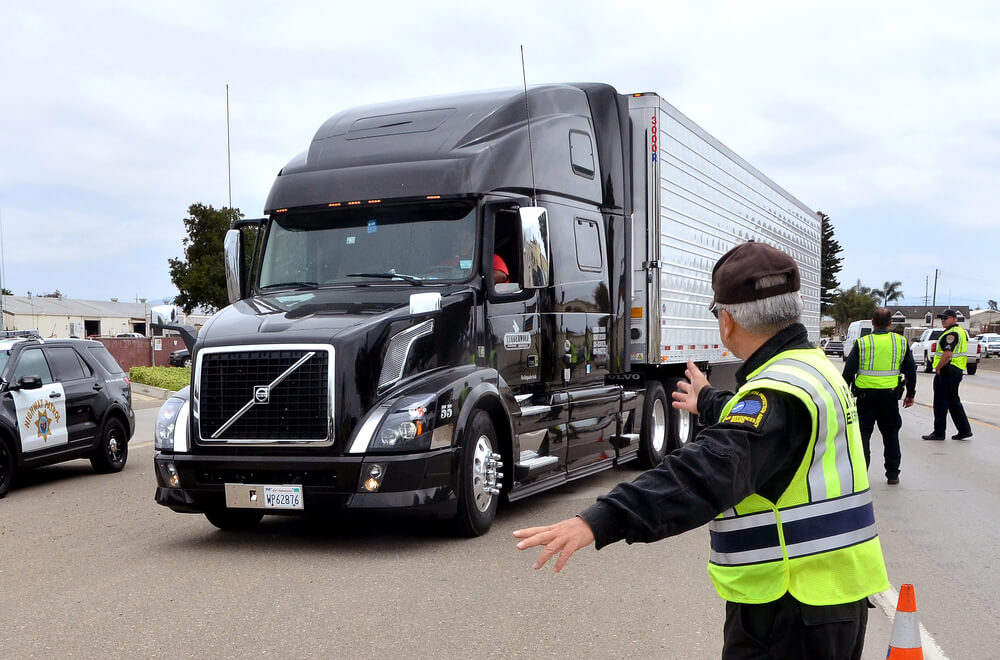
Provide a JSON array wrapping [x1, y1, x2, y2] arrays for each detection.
[[1, 1, 997, 308]]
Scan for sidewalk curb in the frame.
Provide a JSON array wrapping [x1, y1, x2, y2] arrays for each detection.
[[131, 383, 176, 400]]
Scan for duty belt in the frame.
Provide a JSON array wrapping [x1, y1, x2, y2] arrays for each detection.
[[709, 490, 877, 567]]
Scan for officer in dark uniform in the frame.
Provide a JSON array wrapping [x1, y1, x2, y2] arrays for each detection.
[[921, 309, 973, 440], [514, 241, 889, 660], [842, 308, 916, 484]]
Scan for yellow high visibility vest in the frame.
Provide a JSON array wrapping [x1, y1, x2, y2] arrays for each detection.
[[932, 326, 968, 371], [855, 331, 907, 390], [707, 348, 890, 605]]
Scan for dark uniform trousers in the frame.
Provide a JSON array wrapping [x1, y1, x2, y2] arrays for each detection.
[[933, 364, 972, 436], [722, 593, 869, 659], [856, 388, 901, 479]]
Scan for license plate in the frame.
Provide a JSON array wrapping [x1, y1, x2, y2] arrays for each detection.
[[224, 483, 304, 510]]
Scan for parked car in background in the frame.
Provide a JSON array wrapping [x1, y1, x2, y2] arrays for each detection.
[[0, 334, 135, 498], [168, 348, 191, 367], [978, 333, 1000, 357], [824, 340, 844, 357], [910, 328, 980, 375], [115, 332, 146, 338]]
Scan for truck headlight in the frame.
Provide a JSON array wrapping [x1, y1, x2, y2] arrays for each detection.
[[370, 395, 437, 452], [154, 396, 189, 452]]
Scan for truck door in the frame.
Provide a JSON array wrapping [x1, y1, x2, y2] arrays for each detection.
[[485, 204, 567, 490], [8, 347, 70, 455]]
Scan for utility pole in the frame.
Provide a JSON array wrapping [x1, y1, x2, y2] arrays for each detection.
[[931, 268, 939, 326], [923, 276, 929, 306]]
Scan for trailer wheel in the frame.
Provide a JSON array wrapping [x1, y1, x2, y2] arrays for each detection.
[[90, 418, 128, 473], [923, 353, 933, 373], [0, 438, 14, 499], [668, 405, 697, 451], [451, 411, 501, 537], [205, 508, 264, 531], [637, 382, 668, 468]]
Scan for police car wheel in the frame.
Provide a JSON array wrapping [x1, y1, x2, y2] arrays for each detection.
[[967, 363, 977, 375], [0, 439, 13, 498], [205, 508, 264, 531], [451, 410, 500, 537], [638, 382, 668, 468], [90, 418, 128, 474], [183, 357, 192, 368]]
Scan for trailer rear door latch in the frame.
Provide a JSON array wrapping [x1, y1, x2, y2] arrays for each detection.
[[641, 260, 661, 269]]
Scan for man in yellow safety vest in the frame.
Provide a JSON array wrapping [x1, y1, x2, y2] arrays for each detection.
[[515, 241, 890, 659], [921, 309, 973, 441], [842, 308, 916, 484]]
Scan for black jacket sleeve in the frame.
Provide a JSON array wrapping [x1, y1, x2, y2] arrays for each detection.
[[842, 343, 860, 386], [696, 386, 734, 426], [901, 348, 917, 398], [579, 391, 811, 549]]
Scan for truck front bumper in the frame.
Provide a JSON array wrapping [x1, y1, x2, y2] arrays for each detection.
[[153, 448, 460, 519]]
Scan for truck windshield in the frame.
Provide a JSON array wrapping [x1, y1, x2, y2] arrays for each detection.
[[259, 202, 478, 289]]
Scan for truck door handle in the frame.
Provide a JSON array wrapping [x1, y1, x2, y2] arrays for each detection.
[[93, 383, 103, 391], [49, 392, 62, 399]]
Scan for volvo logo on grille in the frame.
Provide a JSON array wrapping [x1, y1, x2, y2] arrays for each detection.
[[253, 385, 270, 404]]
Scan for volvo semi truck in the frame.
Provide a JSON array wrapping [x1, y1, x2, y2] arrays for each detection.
[[153, 83, 822, 535]]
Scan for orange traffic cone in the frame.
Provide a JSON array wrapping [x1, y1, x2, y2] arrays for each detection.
[[886, 583, 923, 659]]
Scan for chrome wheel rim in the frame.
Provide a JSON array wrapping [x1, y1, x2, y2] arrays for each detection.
[[471, 435, 495, 512], [107, 430, 123, 464], [651, 399, 667, 453], [676, 408, 692, 446]]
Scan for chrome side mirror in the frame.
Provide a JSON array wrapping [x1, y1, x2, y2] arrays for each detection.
[[519, 206, 550, 289], [224, 229, 244, 304]]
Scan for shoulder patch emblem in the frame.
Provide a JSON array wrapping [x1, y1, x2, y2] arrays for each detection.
[[723, 390, 770, 429]]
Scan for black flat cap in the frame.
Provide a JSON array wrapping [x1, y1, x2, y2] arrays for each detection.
[[711, 240, 800, 305], [937, 309, 957, 319]]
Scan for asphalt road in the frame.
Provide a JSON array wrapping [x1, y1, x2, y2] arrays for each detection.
[[2, 373, 997, 659]]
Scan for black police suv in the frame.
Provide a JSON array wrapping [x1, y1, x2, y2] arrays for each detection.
[[0, 333, 135, 498]]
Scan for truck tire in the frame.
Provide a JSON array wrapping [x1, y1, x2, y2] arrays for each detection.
[[0, 438, 14, 498], [90, 418, 128, 473], [923, 353, 933, 373], [205, 508, 264, 531], [637, 382, 668, 467], [451, 411, 501, 537], [967, 363, 978, 375]]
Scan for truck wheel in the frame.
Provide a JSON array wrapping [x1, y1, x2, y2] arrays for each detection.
[[452, 411, 501, 537], [205, 508, 264, 531], [90, 418, 128, 473], [0, 439, 14, 498], [923, 353, 933, 373], [967, 363, 978, 375], [668, 404, 697, 451], [638, 382, 668, 467]]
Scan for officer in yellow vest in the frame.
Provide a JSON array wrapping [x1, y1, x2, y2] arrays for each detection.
[[514, 241, 890, 659], [921, 309, 973, 440], [842, 308, 916, 484]]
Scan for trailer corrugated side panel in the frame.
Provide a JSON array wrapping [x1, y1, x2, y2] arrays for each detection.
[[628, 94, 821, 366]]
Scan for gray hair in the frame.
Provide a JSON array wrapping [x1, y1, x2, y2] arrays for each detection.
[[715, 289, 802, 335]]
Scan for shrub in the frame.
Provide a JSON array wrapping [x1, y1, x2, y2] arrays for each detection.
[[129, 366, 191, 392]]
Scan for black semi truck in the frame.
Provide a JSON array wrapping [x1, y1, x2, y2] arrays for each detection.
[[153, 83, 821, 535]]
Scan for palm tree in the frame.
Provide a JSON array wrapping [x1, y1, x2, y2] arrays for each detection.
[[872, 280, 903, 307]]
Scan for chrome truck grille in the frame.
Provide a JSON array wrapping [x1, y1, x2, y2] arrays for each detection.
[[195, 345, 334, 445]]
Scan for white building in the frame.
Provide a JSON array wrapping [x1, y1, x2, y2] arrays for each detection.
[[0, 296, 209, 338]]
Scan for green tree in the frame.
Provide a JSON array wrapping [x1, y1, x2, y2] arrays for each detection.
[[819, 211, 843, 315], [873, 280, 904, 307], [829, 281, 879, 331], [168, 203, 242, 314]]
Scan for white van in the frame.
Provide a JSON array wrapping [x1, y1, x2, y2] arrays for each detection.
[[843, 320, 873, 361]]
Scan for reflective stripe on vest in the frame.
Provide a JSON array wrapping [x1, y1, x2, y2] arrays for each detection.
[[707, 348, 889, 605], [933, 326, 968, 370], [709, 490, 877, 566], [856, 332, 906, 389]]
